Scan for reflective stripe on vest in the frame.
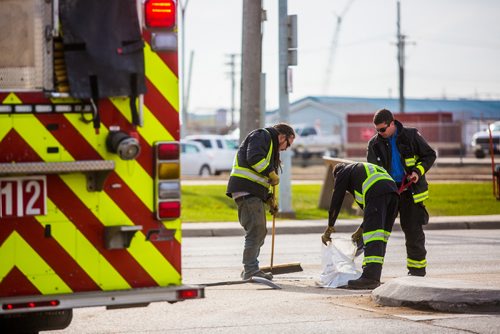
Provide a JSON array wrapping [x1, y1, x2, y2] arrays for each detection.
[[251, 131, 274, 172], [229, 129, 273, 189], [354, 163, 394, 206], [363, 256, 384, 266], [407, 258, 427, 269], [363, 229, 391, 244]]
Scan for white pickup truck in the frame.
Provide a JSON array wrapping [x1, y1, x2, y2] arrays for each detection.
[[292, 125, 342, 159]]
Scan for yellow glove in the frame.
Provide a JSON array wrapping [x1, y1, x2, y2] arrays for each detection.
[[321, 226, 336, 246], [268, 171, 280, 186], [351, 226, 363, 243], [266, 196, 279, 215]]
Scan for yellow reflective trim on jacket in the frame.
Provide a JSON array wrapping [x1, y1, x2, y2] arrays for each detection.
[[413, 190, 429, 203], [230, 129, 274, 188], [36, 199, 131, 290], [0, 232, 72, 295], [407, 258, 427, 268], [231, 163, 271, 188], [416, 164, 425, 175], [252, 139, 273, 172], [251, 129, 274, 172], [405, 157, 416, 166], [363, 229, 391, 244], [363, 256, 384, 265], [355, 163, 394, 206]]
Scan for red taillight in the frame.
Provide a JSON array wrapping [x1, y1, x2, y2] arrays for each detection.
[[178, 289, 199, 299], [157, 143, 179, 160], [145, 0, 176, 29], [158, 201, 180, 219], [2, 300, 60, 310]]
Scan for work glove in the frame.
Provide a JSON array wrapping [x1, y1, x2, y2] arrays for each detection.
[[351, 226, 364, 257], [321, 226, 336, 246], [266, 196, 279, 215], [351, 226, 363, 243], [268, 171, 280, 186]]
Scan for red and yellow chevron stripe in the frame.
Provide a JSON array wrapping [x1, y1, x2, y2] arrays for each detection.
[[0, 40, 181, 298]]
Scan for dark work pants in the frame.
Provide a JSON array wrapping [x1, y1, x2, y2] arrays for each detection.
[[399, 190, 428, 274], [361, 192, 399, 281]]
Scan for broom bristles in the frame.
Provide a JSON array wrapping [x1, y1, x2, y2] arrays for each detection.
[[261, 263, 303, 275]]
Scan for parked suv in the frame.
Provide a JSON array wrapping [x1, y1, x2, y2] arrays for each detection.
[[184, 134, 238, 175], [471, 121, 500, 158]]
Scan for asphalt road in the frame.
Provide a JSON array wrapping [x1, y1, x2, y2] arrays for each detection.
[[51, 229, 500, 333]]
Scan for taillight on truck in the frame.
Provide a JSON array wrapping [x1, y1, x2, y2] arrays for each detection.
[[155, 142, 181, 220], [145, 0, 176, 29]]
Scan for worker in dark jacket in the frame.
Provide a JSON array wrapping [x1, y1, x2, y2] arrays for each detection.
[[367, 108, 436, 276], [227, 123, 295, 281], [322, 162, 399, 289]]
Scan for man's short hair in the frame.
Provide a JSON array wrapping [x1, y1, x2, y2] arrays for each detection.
[[273, 123, 295, 138], [373, 108, 394, 125]]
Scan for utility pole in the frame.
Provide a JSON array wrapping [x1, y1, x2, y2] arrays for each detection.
[[179, 0, 190, 136], [278, 0, 297, 217], [396, 0, 405, 113], [225, 53, 238, 129], [240, 0, 263, 142]]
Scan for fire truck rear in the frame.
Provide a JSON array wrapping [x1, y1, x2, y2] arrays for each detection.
[[0, 0, 204, 332]]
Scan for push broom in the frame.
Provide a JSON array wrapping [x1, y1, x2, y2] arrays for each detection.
[[261, 186, 303, 275]]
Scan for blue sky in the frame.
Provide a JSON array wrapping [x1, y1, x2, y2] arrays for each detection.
[[182, 0, 500, 114]]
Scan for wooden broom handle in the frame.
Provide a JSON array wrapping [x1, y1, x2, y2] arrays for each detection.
[[270, 185, 276, 269]]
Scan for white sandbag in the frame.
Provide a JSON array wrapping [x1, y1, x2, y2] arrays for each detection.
[[319, 237, 362, 288]]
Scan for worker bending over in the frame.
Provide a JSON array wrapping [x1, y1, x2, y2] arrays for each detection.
[[322, 162, 399, 290]]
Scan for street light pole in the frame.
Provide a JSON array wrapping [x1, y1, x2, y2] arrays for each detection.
[[278, 0, 294, 217]]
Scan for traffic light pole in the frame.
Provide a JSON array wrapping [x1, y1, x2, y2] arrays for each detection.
[[278, 0, 295, 217]]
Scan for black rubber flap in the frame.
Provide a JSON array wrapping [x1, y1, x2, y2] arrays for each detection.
[[59, 0, 146, 98]]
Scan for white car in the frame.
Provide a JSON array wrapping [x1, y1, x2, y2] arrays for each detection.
[[184, 134, 238, 175], [180, 140, 215, 176], [471, 121, 500, 158]]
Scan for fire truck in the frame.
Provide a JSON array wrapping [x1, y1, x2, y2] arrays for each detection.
[[0, 0, 204, 332]]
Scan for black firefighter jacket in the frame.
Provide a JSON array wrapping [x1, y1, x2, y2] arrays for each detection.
[[226, 127, 280, 201], [328, 163, 398, 227], [367, 120, 437, 203]]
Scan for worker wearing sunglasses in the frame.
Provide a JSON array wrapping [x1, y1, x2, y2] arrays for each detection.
[[367, 109, 436, 278]]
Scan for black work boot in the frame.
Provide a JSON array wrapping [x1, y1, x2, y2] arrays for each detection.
[[347, 277, 380, 290], [242, 270, 273, 281], [408, 268, 426, 277]]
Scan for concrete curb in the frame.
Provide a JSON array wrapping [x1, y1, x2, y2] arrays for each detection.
[[182, 215, 500, 238], [373, 276, 500, 313]]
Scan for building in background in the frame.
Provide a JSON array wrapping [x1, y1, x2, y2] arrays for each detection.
[[266, 96, 500, 156]]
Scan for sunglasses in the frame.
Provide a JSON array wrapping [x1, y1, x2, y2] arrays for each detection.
[[376, 123, 391, 133], [285, 137, 291, 148]]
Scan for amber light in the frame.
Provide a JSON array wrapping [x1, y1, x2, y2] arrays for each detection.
[[145, 0, 176, 29], [158, 163, 180, 180]]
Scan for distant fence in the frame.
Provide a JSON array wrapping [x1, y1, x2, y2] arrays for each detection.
[[346, 121, 463, 157]]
